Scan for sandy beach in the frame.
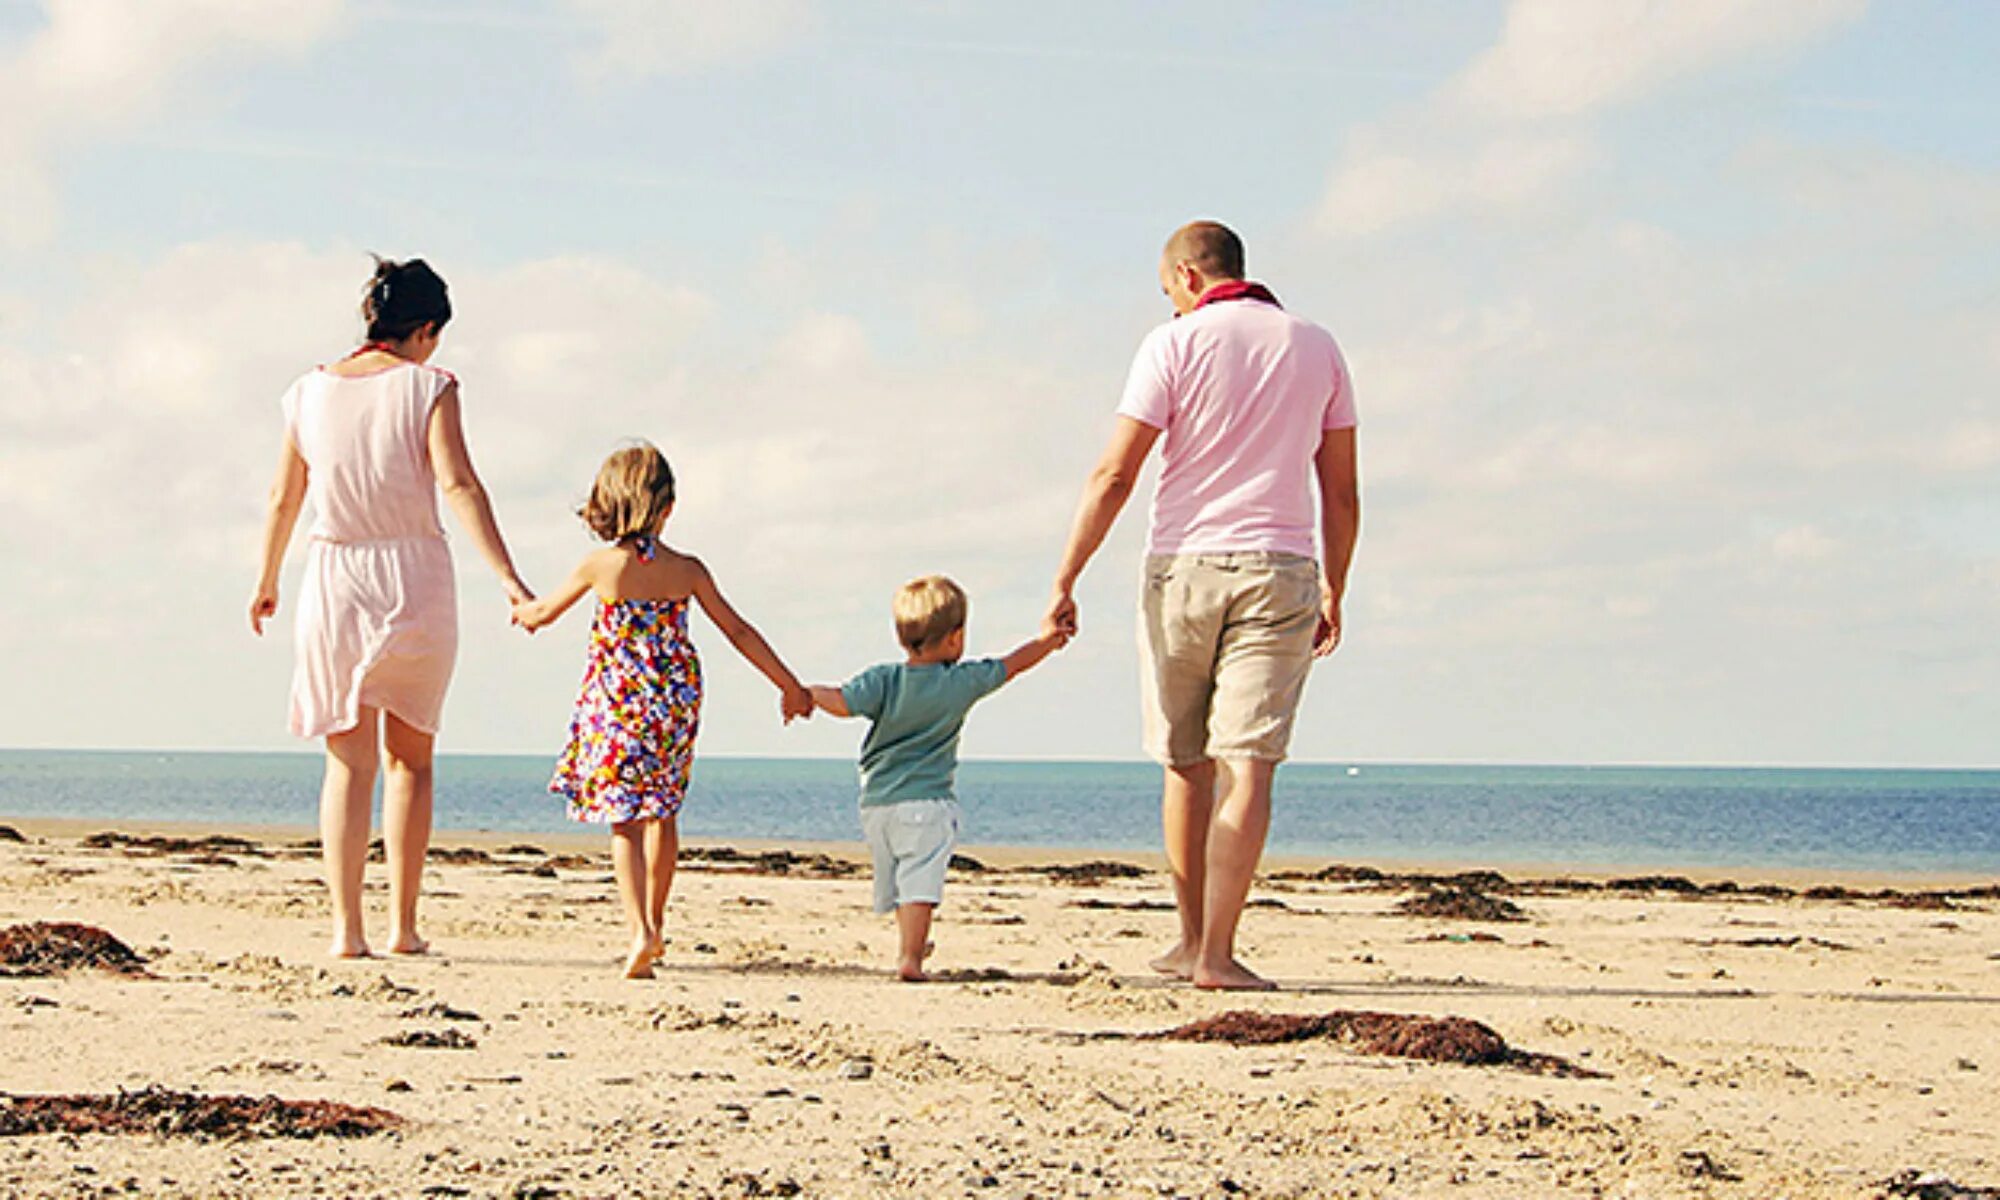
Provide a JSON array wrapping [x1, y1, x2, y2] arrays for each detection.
[[2, 820, 1996, 1198]]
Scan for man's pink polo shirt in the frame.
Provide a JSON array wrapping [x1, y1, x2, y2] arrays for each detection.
[[1115, 295, 1357, 559]]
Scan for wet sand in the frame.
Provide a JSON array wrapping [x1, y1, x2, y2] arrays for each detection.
[[1, 821, 1995, 1198]]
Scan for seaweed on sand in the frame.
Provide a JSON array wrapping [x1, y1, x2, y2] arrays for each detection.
[[1151, 1010, 1599, 1077], [0, 923, 147, 977], [0, 1087, 400, 1139]]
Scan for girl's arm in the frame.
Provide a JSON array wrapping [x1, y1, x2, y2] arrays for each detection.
[[427, 383, 534, 606], [809, 686, 851, 718], [249, 431, 310, 635], [689, 560, 813, 723], [512, 559, 597, 632]]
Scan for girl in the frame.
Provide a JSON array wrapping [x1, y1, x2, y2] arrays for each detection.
[[251, 256, 533, 959], [513, 442, 813, 979]]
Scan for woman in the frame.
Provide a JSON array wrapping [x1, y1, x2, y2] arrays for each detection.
[[250, 257, 532, 958]]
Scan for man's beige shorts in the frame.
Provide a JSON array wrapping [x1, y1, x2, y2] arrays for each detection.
[[1139, 552, 1321, 767]]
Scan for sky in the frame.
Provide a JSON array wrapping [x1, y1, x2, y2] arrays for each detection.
[[0, 0, 1996, 767]]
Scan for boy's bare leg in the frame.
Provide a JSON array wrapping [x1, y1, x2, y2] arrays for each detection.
[[1192, 758, 1277, 991], [610, 820, 656, 979], [643, 816, 678, 961], [1150, 759, 1215, 977], [896, 902, 935, 982], [321, 709, 379, 959], [381, 713, 436, 955]]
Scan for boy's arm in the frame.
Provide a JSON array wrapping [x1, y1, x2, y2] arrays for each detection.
[[999, 630, 1068, 681], [512, 557, 596, 633], [689, 559, 813, 722], [809, 686, 852, 718]]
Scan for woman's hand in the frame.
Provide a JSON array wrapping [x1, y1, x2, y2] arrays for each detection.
[[249, 583, 279, 636], [780, 683, 814, 724], [504, 576, 535, 607]]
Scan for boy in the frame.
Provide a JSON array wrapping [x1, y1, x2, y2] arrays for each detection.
[[810, 575, 1066, 981]]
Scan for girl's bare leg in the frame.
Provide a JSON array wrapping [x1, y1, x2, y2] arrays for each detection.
[[610, 820, 656, 979], [643, 815, 679, 960], [321, 710, 380, 958], [381, 713, 436, 955]]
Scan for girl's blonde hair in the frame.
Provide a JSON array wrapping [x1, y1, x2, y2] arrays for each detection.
[[580, 442, 676, 543]]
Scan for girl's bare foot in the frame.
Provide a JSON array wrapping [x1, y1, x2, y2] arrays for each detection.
[[330, 937, 372, 959], [388, 934, 430, 956], [1192, 957, 1276, 991], [1148, 942, 1198, 978]]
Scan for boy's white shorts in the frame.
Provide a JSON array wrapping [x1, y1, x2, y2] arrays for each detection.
[[860, 799, 961, 914]]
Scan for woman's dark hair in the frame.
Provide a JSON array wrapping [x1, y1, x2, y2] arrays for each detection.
[[362, 256, 452, 343]]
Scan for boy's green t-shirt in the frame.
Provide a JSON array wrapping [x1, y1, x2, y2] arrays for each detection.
[[841, 658, 1008, 807]]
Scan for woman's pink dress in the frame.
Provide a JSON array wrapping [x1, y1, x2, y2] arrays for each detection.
[[281, 360, 459, 738]]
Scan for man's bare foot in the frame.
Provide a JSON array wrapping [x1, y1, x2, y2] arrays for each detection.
[[329, 937, 372, 960], [1192, 957, 1276, 991], [388, 934, 430, 956], [1148, 942, 1198, 978], [623, 943, 656, 980]]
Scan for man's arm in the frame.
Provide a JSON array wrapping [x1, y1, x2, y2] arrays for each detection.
[[1044, 416, 1160, 637], [1314, 426, 1360, 657]]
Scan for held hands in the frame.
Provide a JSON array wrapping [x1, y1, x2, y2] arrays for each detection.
[[1042, 587, 1079, 642], [506, 577, 541, 633], [779, 682, 814, 725]]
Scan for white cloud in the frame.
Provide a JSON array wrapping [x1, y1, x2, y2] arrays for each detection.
[[0, 0, 346, 248], [563, 0, 816, 80], [1451, 0, 1868, 121], [1315, 0, 1870, 240]]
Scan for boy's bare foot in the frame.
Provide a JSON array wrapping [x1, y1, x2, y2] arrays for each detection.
[[1192, 957, 1276, 991], [897, 961, 930, 983], [623, 943, 656, 980], [329, 937, 372, 960], [388, 935, 430, 956], [1148, 942, 1198, 979]]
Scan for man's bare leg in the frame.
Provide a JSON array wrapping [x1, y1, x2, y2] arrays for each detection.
[[1150, 759, 1216, 977], [1192, 758, 1277, 991]]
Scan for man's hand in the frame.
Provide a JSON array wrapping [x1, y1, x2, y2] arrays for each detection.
[[1313, 587, 1343, 658], [1044, 588, 1079, 640]]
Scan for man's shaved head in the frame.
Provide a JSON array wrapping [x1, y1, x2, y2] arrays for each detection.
[[1163, 221, 1245, 281]]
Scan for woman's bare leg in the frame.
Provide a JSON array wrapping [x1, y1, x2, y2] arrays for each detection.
[[321, 710, 380, 958], [643, 815, 678, 960], [381, 713, 436, 955], [610, 820, 656, 979]]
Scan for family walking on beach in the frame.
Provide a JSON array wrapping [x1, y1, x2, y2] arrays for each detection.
[[249, 221, 1361, 991]]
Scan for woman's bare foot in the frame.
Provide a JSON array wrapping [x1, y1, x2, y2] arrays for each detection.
[[1148, 941, 1199, 978], [645, 932, 667, 963], [1192, 957, 1276, 991], [388, 934, 430, 956], [623, 941, 656, 980], [329, 937, 372, 960]]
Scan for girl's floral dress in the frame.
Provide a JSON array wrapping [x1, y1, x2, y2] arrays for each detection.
[[549, 537, 702, 823]]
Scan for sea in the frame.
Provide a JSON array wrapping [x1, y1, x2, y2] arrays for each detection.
[[2, 750, 1998, 876]]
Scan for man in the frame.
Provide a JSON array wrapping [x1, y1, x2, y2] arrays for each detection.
[[1045, 220, 1359, 990]]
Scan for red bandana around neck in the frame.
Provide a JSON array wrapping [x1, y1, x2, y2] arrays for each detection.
[[1191, 280, 1281, 312]]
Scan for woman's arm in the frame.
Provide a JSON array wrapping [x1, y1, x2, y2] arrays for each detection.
[[689, 560, 813, 722], [249, 432, 310, 635], [427, 383, 533, 605], [512, 559, 597, 633]]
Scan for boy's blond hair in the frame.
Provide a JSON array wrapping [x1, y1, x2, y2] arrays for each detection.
[[894, 575, 967, 652], [580, 441, 675, 543]]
